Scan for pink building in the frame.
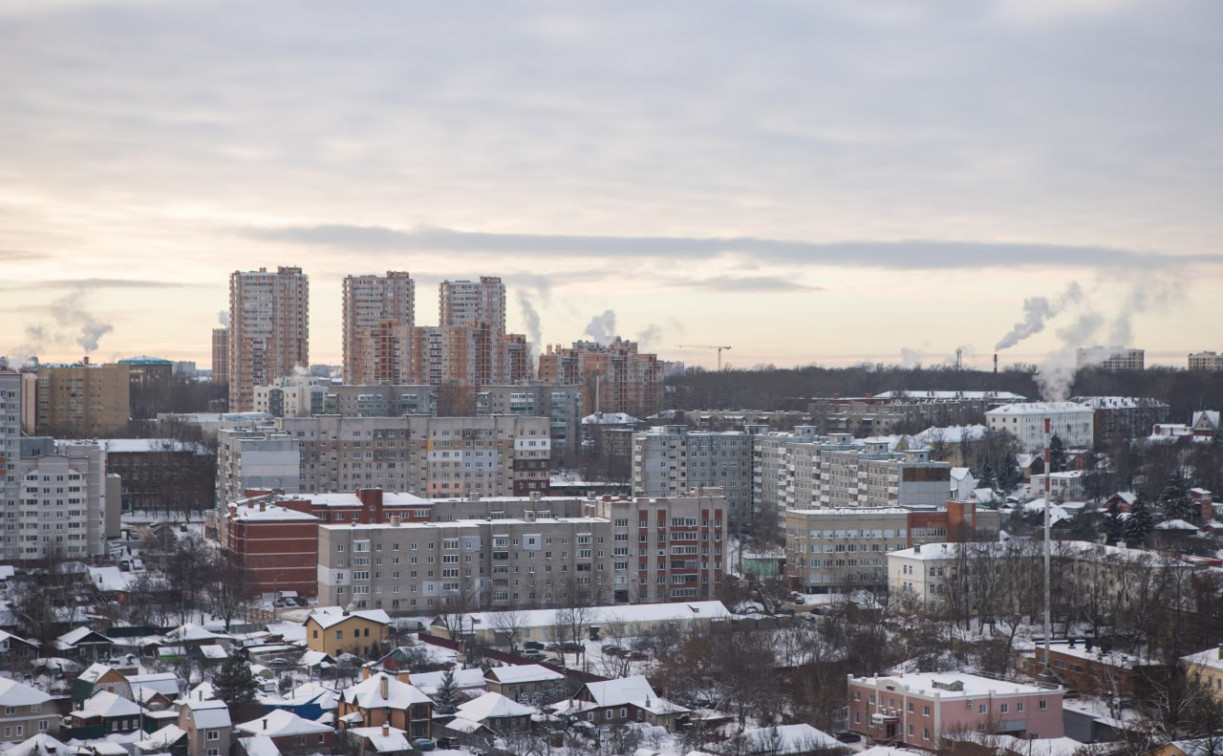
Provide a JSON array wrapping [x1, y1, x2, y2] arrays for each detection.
[[847, 672, 1063, 750]]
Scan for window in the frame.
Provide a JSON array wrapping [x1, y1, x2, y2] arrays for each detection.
[[923, 705, 930, 716], [1038, 700, 1047, 710], [979, 704, 986, 714], [1017, 702, 1024, 712], [207, 730, 220, 741], [336, 630, 343, 640], [1000, 703, 1009, 714], [907, 703, 914, 712]]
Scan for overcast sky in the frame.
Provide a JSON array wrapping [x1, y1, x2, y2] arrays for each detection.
[[2, 0, 1220, 371]]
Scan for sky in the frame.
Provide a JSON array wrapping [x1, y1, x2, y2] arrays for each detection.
[[1, 0, 1220, 373]]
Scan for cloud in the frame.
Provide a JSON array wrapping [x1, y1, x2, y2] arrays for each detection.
[[663, 275, 824, 293], [243, 224, 1222, 273], [0, 278, 207, 291]]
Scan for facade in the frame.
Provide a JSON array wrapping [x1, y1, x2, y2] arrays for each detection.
[[214, 428, 301, 506], [784, 502, 999, 595], [1183, 646, 1223, 703], [211, 328, 229, 384], [253, 376, 328, 418], [440, 276, 506, 334], [1076, 346, 1145, 371], [847, 672, 1064, 748], [35, 362, 131, 436], [343, 271, 416, 385], [538, 338, 664, 418], [178, 697, 232, 756], [1069, 396, 1171, 446], [984, 402, 1094, 453], [316, 491, 728, 611], [0, 677, 59, 742], [228, 266, 309, 412], [1188, 351, 1223, 372], [337, 673, 433, 740], [632, 427, 753, 529], [304, 607, 391, 656], [100, 439, 214, 516], [118, 356, 175, 420], [0, 372, 19, 559], [5, 439, 110, 561]]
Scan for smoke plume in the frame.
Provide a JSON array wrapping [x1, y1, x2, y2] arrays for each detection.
[[517, 292, 542, 356], [218, 310, 231, 327], [993, 282, 1083, 351], [583, 310, 617, 346], [1035, 312, 1103, 401]]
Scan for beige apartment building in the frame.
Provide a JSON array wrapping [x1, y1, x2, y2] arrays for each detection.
[[1189, 351, 1223, 372], [228, 266, 309, 412], [343, 271, 416, 385], [35, 362, 130, 437], [539, 338, 664, 418], [316, 490, 728, 611], [440, 276, 506, 334], [211, 327, 229, 384]]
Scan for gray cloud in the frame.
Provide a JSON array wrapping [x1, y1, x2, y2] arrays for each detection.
[[243, 224, 1222, 273], [0, 278, 207, 291]]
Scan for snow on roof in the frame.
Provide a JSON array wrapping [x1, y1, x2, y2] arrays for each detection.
[[341, 673, 432, 710], [79, 690, 143, 719], [88, 566, 136, 593], [238, 735, 282, 756], [57, 626, 110, 647], [858, 747, 928, 756], [127, 673, 181, 698], [985, 402, 1091, 416], [586, 676, 656, 708], [0, 565, 14, 581], [486, 664, 565, 685], [136, 723, 187, 750], [237, 708, 335, 737], [0, 677, 52, 707], [230, 502, 318, 523], [348, 725, 411, 753], [742, 724, 840, 754], [874, 390, 1027, 401], [1069, 396, 1169, 410], [301, 491, 431, 508], [455, 691, 537, 721], [96, 438, 209, 455], [77, 662, 115, 684], [449, 600, 731, 632], [1156, 519, 1200, 531], [199, 644, 230, 660], [788, 507, 912, 516], [309, 607, 391, 629], [581, 412, 641, 425], [410, 666, 487, 695], [165, 623, 229, 643], [444, 716, 488, 734], [918, 425, 988, 445], [264, 621, 308, 644], [856, 671, 1058, 698], [2, 733, 75, 756], [187, 698, 232, 729]]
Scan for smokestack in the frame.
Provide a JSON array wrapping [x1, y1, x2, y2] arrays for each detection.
[[993, 353, 998, 374], [1042, 416, 1052, 676]]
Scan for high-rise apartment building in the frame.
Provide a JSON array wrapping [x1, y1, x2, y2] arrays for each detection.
[[228, 266, 309, 412], [343, 271, 416, 385], [0, 371, 19, 548], [632, 427, 754, 529], [35, 362, 131, 437], [440, 276, 506, 333], [211, 327, 229, 384], [7, 438, 113, 561], [539, 338, 664, 418], [1076, 346, 1145, 371]]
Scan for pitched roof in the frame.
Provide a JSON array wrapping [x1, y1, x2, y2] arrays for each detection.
[[308, 606, 391, 630], [187, 698, 233, 729], [237, 708, 335, 737], [455, 692, 537, 722], [485, 664, 565, 685], [585, 676, 655, 707], [743, 724, 840, 754], [78, 690, 143, 719], [3, 734, 76, 756], [342, 673, 432, 710], [0, 677, 52, 707]]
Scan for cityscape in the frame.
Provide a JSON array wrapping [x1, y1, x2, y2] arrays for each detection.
[[3, 3, 1223, 756]]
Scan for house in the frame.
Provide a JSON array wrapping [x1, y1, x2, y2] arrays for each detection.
[[409, 666, 488, 698], [304, 607, 391, 657], [135, 723, 189, 756], [55, 626, 115, 662], [259, 681, 339, 723], [739, 724, 843, 756], [0, 677, 59, 742], [235, 709, 335, 755], [1181, 646, 1223, 703], [847, 672, 1064, 749], [453, 692, 536, 733], [74, 663, 132, 705], [3, 733, 78, 756], [484, 664, 566, 703], [337, 672, 433, 741], [346, 723, 412, 755], [62, 690, 146, 739], [179, 696, 233, 756], [0, 630, 40, 669], [551, 675, 689, 730]]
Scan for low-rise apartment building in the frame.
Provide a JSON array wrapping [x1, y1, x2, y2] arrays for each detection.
[[847, 672, 1064, 748], [984, 402, 1094, 453]]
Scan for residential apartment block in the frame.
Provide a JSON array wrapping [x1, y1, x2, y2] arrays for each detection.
[[6, 438, 114, 562], [343, 271, 416, 385], [1069, 395, 1170, 445], [35, 362, 131, 436], [440, 276, 506, 334], [0, 371, 19, 555], [211, 327, 229, 384], [1188, 351, 1223, 372], [314, 490, 727, 611], [539, 338, 664, 418], [1076, 346, 1145, 372], [632, 426, 753, 529], [984, 402, 1094, 453], [784, 501, 999, 595], [216, 415, 551, 506], [253, 376, 329, 418], [228, 266, 310, 412]]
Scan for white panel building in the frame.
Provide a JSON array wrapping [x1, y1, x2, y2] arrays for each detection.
[[984, 402, 1094, 453]]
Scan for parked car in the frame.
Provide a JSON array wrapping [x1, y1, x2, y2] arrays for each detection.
[[601, 644, 623, 656], [523, 640, 545, 651], [835, 731, 861, 743], [412, 737, 437, 751]]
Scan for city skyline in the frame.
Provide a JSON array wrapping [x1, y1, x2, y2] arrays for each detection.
[[2, 1, 1220, 371]]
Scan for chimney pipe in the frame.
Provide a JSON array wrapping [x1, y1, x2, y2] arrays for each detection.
[[993, 353, 998, 374], [380, 674, 389, 700]]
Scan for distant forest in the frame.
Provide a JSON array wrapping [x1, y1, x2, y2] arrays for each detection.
[[668, 366, 1223, 422]]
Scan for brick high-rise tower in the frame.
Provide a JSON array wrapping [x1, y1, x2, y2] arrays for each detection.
[[342, 271, 415, 385], [228, 266, 309, 412]]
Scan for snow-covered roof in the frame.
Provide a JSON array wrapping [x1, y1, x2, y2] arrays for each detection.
[[87, 566, 136, 593], [443, 716, 488, 734], [874, 390, 1027, 401], [78, 690, 143, 719], [96, 438, 209, 455], [918, 425, 988, 445], [0, 677, 52, 707], [856, 671, 1057, 699], [238, 735, 282, 756], [237, 708, 334, 738], [455, 691, 537, 721], [1156, 519, 1200, 532], [341, 673, 432, 710], [486, 664, 565, 685], [449, 601, 731, 632], [136, 723, 187, 751], [187, 698, 232, 729], [1069, 396, 1169, 410], [985, 402, 1091, 416], [347, 725, 411, 753], [300, 491, 431, 508], [410, 666, 487, 695], [2, 734, 75, 756], [581, 412, 641, 425], [229, 502, 318, 523], [264, 621, 308, 644], [56, 626, 111, 648], [585, 676, 657, 708], [165, 623, 229, 643], [742, 724, 840, 754], [308, 607, 391, 629], [199, 644, 230, 660]]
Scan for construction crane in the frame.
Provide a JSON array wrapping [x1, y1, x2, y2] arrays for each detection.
[[677, 345, 733, 371]]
